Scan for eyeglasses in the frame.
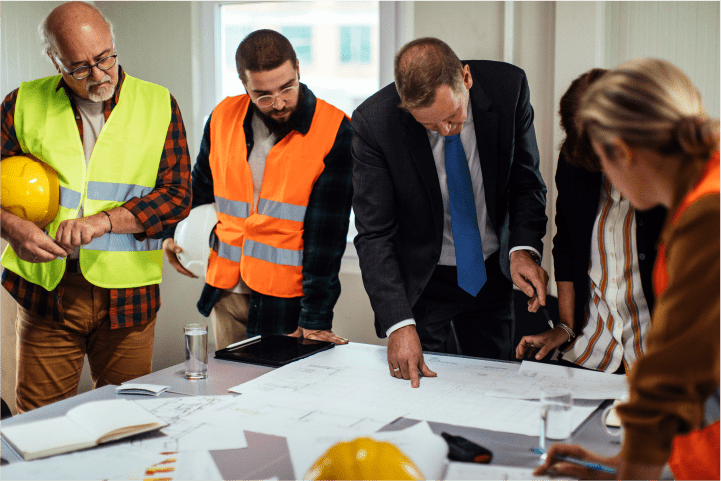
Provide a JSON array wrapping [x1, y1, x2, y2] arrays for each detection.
[[54, 53, 118, 80], [253, 80, 299, 108]]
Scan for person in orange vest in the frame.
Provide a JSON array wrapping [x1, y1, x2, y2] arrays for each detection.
[[535, 58, 719, 480], [163, 30, 351, 349]]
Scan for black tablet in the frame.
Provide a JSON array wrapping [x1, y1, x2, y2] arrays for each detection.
[[214, 335, 335, 367]]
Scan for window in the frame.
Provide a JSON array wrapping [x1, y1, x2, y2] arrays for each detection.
[[340, 26, 371, 64], [223, 26, 253, 72], [281, 26, 313, 64]]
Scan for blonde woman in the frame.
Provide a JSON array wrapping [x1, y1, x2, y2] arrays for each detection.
[[535, 58, 719, 480]]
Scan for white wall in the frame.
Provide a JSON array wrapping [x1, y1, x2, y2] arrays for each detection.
[[2, 1, 719, 414]]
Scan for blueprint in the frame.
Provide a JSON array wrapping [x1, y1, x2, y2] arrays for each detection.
[[490, 360, 628, 399], [133, 395, 248, 452], [228, 343, 604, 437], [190, 391, 408, 437]]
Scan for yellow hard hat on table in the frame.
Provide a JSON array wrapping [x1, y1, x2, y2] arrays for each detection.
[[1, 155, 59, 229], [305, 437, 425, 480]]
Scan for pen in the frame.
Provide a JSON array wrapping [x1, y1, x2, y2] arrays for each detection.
[[553, 454, 618, 474], [532, 286, 554, 329], [532, 448, 617, 474], [538, 304, 554, 329], [225, 335, 261, 350]]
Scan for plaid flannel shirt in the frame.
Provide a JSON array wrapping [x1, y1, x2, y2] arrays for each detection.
[[1, 68, 192, 328], [165, 85, 353, 335]]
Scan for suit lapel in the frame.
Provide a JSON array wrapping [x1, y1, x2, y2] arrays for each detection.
[[469, 81, 499, 229], [401, 110, 444, 238]]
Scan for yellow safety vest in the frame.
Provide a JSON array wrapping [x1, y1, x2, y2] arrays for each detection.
[[206, 94, 346, 297], [1, 74, 170, 290]]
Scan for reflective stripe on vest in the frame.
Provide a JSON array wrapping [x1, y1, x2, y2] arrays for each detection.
[[205, 92, 347, 297], [211, 233, 242, 262], [257, 198, 306, 222], [86, 234, 163, 252], [244, 239, 303, 267], [653, 153, 720, 480], [87, 181, 153, 202], [215, 195, 250, 219], [59, 185, 83, 210], [1, 74, 171, 290]]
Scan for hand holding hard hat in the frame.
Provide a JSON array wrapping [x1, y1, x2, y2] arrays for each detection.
[[165, 203, 218, 278], [1, 155, 59, 229], [0, 155, 67, 262]]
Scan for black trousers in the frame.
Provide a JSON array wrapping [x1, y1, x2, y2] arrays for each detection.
[[412, 252, 513, 360]]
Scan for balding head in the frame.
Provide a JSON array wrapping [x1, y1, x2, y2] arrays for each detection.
[[40, 2, 119, 102], [394, 37, 464, 111], [39, 2, 115, 58]]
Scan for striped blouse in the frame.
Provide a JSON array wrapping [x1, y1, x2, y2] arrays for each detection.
[[561, 176, 651, 372]]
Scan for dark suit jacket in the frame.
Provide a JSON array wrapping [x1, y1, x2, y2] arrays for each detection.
[[552, 153, 666, 335], [352, 60, 547, 337]]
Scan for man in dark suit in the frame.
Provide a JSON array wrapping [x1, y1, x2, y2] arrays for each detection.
[[352, 37, 548, 387]]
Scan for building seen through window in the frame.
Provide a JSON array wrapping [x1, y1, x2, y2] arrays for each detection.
[[220, 2, 379, 118]]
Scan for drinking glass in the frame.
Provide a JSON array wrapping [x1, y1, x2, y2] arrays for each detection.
[[539, 389, 573, 451], [184, 323, 208, 380]]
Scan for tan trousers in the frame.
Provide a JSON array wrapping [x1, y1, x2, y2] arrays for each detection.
[[15, 272, 156, 413], [210, 291, 250, 349]]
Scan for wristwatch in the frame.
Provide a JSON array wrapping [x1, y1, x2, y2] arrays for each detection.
[[526, 250, 541, 265]]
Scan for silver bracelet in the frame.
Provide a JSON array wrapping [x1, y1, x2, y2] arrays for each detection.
[[556, 323, 575, 343]]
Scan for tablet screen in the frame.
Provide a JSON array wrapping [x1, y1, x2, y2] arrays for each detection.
[[214, 335, 335, 367]]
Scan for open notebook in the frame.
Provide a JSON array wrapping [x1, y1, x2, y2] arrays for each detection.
[[2, 399, 167, 461]]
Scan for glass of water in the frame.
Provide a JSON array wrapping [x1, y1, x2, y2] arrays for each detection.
[[184, 323, 208, 380], [539, 389, 573, 451]]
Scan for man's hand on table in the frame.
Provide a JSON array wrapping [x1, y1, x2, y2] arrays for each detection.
[[288, 327, 349, 345], [387, 325, 437, 388]]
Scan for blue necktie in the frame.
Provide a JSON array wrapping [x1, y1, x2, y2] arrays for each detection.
[[444, 134, 486, 296]]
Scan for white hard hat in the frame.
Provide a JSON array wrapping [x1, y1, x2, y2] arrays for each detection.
[[173, 203, 218, 278]]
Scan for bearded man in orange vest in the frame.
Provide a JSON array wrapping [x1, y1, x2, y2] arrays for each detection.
[[163, 30, 351, 349]]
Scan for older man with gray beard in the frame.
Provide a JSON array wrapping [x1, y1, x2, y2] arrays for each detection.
[[0, 1, 191, 412]]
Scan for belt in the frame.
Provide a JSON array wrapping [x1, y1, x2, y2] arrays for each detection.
[[66, 258, 81, 273]]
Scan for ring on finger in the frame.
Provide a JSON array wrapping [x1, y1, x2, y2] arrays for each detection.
[[393, 367, 400, 372]]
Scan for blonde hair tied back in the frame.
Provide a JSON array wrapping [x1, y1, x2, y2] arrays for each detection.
[[578, 58, 719, 160], [675, 115, 720, 158]]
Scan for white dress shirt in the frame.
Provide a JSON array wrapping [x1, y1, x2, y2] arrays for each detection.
[[386, 102, 540, 336]]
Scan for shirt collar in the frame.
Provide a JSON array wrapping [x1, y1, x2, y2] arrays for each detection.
[[603, 174, 623, 202], [56, 65, 126, 105], [295, 83, 315, 135]]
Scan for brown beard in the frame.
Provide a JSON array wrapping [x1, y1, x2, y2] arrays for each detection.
[[254, 88, 305, 139]]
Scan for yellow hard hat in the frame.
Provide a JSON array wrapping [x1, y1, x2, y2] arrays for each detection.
[[305, 437, 425, 480], [1, 155, 59, 229]]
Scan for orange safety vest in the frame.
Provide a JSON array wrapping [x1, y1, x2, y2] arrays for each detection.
[[653, 152, 720, 481], [205, 94, 346, 297]]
